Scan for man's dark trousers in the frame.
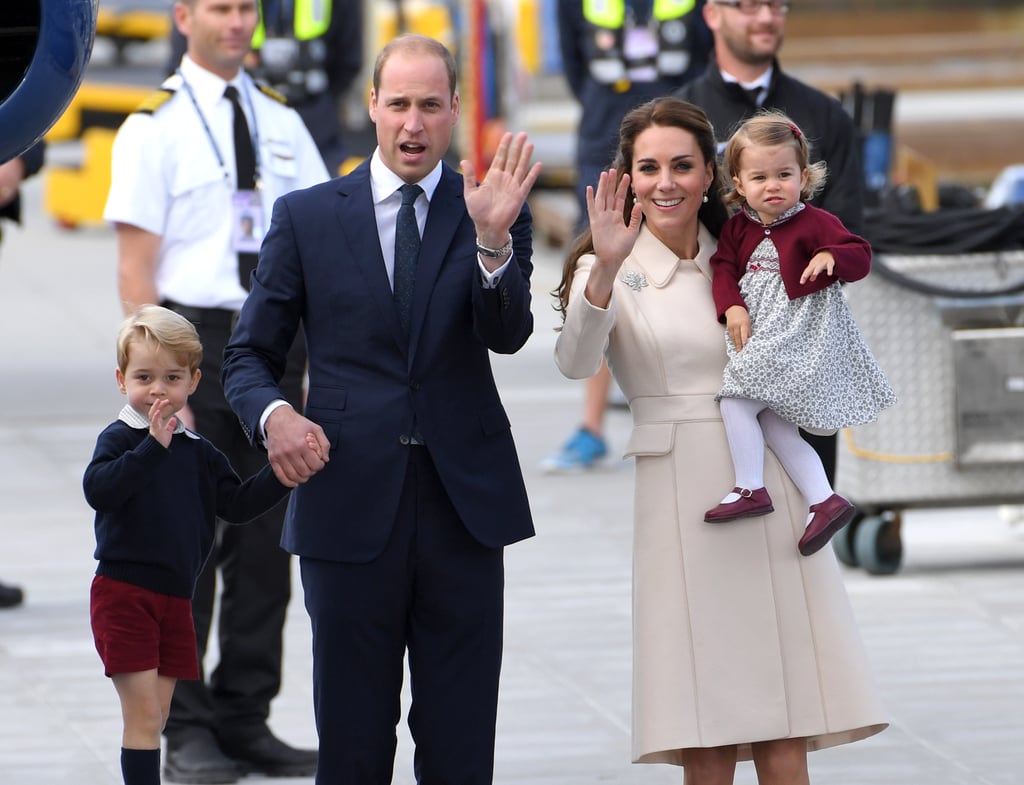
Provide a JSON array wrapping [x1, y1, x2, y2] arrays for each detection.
[[300, 446, 505, 784]]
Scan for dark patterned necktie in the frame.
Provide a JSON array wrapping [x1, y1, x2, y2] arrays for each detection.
[[393, 183, 422, 333], [225, 85, 258, 291]]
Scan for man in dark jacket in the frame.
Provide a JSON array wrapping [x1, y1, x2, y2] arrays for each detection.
[[676, 0, 863, 234], [677, 0, 866, 482]]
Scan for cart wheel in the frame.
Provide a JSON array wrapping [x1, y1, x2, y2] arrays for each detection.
[[832, 511, 863, 567], [853, 513, 903, 575]]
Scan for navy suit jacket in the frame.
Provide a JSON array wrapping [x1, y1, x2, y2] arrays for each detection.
[[222, 160, 536, 562]]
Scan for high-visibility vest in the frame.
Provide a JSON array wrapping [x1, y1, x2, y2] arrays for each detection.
[[250, 0, 334, 104], [252, 0, 332, 48], [581, 0, 698, 88]]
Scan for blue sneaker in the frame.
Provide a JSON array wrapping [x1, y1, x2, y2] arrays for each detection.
[[540, 427, 608, 473]]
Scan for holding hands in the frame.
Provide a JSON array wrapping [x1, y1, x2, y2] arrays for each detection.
[[145, 400, 326, 485], [264, 406, 331, 488]]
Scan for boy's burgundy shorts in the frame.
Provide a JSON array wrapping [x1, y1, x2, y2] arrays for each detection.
[[90, 575, 199, 680]]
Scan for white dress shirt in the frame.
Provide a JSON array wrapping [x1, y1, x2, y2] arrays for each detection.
[[104, 55, 329, 310], [369, 150, 513, 290]]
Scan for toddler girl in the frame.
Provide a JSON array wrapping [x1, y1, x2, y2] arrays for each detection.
[[704, 111, 896, 556]]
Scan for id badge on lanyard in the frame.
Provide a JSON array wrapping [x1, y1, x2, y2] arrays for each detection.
[[232, 190, 265, 253], [178, 71, 267, 254]]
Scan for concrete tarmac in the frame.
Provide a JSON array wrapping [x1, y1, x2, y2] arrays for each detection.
[[1, 176, 1023, 785]]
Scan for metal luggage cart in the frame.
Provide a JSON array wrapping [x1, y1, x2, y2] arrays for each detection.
[[834, 248, 1024, 574]]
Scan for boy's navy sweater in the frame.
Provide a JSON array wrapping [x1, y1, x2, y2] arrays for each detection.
[[83, 420, 290, 598]]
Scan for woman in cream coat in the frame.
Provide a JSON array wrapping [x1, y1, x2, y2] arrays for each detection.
[[553, 98, 887, 784]]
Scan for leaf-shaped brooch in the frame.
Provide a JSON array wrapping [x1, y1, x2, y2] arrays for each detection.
[[622, 270, 648, 292]]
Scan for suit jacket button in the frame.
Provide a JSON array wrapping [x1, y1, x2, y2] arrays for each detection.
[[399, 435, 410, 445]]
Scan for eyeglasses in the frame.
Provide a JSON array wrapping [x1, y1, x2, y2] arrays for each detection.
[[713, 0, 791, 14]]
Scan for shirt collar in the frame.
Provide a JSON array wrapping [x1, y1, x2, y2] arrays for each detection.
[[178, 54, 248, 112], [719, 64, 774, 94], [118, 403, 198, 439], [369, 149, 442, 206], [742, 200, 805, 228]]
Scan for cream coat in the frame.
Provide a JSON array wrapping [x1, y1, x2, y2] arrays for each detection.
[[555, 224, 888, 764]]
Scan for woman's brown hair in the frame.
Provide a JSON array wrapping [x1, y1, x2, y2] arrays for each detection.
[[553, 97, 728, 320]]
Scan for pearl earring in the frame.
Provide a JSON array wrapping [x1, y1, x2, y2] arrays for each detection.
[[702, 192, 709, 203]]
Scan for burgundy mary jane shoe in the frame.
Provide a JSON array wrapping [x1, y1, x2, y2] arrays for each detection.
[[798, 493, 857, 556], [704, 487, 774, 523]]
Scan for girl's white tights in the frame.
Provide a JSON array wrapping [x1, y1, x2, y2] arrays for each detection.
[[718, 397, 832, 507]]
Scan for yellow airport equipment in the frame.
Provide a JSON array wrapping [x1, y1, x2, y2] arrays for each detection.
[[45, 82, 151, 142], [45, 127, 117, 228], [894, 145, 939, 212], [44, 81, 151, 227], [96, 4, 172, 61], [373, 0, 456, 51]]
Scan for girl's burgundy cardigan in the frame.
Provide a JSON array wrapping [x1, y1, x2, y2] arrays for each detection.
[[710, 202, 872, 322]]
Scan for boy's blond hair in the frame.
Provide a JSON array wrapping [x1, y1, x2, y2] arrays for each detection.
[[722, 110, 827, 209], [117, 305, 203, 374]]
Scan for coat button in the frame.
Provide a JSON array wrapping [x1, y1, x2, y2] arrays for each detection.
[[399, 435, 410, 445]]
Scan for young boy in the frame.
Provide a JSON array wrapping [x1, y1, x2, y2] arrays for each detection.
[[83, 305, 318, 785]]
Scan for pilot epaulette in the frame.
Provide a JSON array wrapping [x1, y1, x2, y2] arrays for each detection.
[[255, 82, 288, 105], [135, 87, 176, 115]]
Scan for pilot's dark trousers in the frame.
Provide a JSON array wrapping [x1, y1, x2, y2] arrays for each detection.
[[163, 304, 304, 742]]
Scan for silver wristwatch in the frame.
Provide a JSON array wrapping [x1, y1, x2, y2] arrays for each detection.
[[476, 235, 513, 258]]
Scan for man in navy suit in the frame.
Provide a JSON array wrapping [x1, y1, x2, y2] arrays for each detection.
[[222, 33, 542, 784]]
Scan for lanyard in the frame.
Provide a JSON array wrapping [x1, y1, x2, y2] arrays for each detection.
[[177, 70, 263, 188]]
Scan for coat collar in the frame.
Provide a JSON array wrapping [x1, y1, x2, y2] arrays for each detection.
[[627, 222, 715, 287]]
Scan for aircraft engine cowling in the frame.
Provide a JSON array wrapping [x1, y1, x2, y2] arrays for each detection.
[[0, 0, 98, 162]]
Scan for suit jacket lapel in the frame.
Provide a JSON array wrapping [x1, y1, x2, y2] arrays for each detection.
[[407, 165, 464, 360], [334, 163, 407, 351]]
